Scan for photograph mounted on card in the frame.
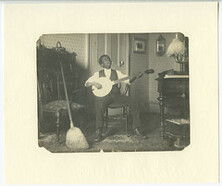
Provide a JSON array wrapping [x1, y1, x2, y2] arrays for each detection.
[[3, 2, 219, 184], [133, 37, 147, 54]]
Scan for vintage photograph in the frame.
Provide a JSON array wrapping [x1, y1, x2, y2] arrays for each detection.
[[37, 33, 190, 152], [3, 1, 219, 184]]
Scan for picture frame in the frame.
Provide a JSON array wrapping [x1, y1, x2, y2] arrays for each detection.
[[133, 37, 147, 54]]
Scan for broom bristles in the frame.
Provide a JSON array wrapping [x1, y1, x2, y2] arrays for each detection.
[[66, 127, 89, 150]]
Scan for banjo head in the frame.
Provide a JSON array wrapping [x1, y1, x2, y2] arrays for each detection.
[[92, 77, 113, 97]]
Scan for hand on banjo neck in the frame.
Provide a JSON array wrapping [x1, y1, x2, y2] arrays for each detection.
[[92, 69, 154, 97]]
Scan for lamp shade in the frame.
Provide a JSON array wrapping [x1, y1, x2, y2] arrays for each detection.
[[166, 37, 186, 57]]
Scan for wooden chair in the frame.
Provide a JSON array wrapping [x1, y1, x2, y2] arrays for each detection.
[[105, 84, 130, 135], [37, 68, 86, 142]]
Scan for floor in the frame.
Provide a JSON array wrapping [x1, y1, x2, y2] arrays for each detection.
[[38, 112, 187, 153]]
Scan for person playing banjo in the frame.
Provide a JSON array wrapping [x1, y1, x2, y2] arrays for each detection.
[[85, 54, 148, 142]]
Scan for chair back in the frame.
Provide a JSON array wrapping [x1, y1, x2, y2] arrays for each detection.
[[37, 68, 60, 105]]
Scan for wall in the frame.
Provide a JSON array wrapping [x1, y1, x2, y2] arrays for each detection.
[[148, 33, 181, 112], [88, 34, 129, 75], [129, 33, 150, 113], [39, 33, 89, 85], [38, 33, 187, 114], [40, 34, 88, 68]]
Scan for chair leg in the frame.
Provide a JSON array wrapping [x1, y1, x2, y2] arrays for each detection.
[[38, 108, 44, 138], [105, 108, 108, 130], [38, 120, 41, 139], [38, 114, 41, 139], [126, 106, 129, 135], [123, 107, 126, 117], [56, 112, 60, 142], [125, 116, 128, 135]]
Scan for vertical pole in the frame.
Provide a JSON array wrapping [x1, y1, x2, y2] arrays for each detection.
[[157, 92, 165, 138]]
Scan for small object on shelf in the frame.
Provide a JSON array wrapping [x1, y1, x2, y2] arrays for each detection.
[[165, 118, 190, 125], [174, 137, 189, 148], [165, 118, 190, 149]]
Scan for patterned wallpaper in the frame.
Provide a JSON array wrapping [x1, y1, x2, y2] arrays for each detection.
[[39, 34, 88, 69]]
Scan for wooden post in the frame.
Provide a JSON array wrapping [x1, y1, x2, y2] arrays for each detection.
[[157, 92, 165, 138]]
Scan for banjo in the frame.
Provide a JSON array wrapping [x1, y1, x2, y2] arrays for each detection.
[[92, 69, 154, 97]]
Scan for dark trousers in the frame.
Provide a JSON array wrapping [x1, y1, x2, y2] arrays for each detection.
[[95, 93, 141, 130]]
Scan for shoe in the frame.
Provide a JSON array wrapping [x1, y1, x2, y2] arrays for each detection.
[[129, 128, 148, 139], [94, 128, 103, 142], [101, 128, 110, 138]]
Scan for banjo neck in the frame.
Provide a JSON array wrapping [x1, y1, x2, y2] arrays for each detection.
[[113, 75, 134, 84], [113, 70, 151, 84]]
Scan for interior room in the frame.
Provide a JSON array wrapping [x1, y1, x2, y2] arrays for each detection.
[[37, 33, 190, 152]]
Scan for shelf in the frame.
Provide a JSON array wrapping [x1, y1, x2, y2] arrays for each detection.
[[164, 75, 189, 79], [165, 118, 190, 125]]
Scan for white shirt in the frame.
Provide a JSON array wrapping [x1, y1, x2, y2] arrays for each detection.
[[85, 68, 129, 86]]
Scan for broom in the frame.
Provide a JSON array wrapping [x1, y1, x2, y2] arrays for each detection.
[[60, 62, 89, 150]]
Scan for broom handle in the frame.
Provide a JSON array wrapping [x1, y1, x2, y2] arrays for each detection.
[[60, 62, 74, 128]]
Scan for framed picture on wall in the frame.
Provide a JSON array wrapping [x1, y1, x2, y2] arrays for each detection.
[[133, 37, 147, 54]]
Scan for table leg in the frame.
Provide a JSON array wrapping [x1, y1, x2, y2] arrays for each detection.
[[56, 112, 60, 142], [157, 93, 165, 138]]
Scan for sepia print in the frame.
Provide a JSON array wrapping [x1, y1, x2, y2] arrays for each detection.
[[37, 33, 190, 152]]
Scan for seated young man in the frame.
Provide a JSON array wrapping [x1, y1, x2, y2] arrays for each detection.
[[85, 54, 146, 142]]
